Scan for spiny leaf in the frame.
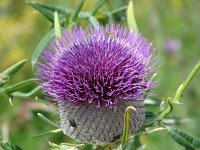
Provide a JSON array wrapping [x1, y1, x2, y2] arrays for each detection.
[[31, 28, 54, 67], [127, 0, 138, 32], [167, 127, 200, 150], [0, 59, 27, 86]]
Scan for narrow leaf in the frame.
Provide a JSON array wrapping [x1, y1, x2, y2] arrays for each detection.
[[31, 28, 54, 67], [0, 59, 27, 86], [37, 113, 59, 128], [54, 11, 61, 38], [28, 2, 70, 23], [167, 127, 200, 150], [127, 0, 138, 32], [29, 1, 54, 22], [122, 106, 136, 145], [0, 78, 37, 95], [71, 0, 85, 22], [11, 86, 41, 98], [28, 2, 89, 22]]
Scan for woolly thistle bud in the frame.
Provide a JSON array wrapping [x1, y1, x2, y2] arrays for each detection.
[[36, 24, 156, 144]]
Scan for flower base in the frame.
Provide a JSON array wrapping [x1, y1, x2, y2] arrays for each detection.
[[58, 100, 145, 144]]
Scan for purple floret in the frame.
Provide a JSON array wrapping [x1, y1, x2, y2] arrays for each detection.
[[36, 24, 156, 108]]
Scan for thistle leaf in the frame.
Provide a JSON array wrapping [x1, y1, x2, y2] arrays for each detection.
[[0, 59, 27, 86], [127, 0, 138, 32], [31, 28, 54, 67], [167, 127, 200, 150]]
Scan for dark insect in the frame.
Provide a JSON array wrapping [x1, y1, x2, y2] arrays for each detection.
[[110, 134, 121, 142], [69, 118, 77, 127]]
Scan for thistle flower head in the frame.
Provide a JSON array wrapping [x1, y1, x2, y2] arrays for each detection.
[[36, 24, 155, 108], [36, 24, 157, 144]]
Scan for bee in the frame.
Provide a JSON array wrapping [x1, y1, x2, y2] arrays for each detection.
[[69, 118, 77, 128], [106, 32, 116, 39]]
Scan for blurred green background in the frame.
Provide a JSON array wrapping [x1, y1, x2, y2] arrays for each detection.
[[0, 0, 200, 149]]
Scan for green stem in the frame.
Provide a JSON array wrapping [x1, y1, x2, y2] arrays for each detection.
[[156, 60, 200, 122], [122, 106, 136, 145], [174, 60, 200, 103]]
